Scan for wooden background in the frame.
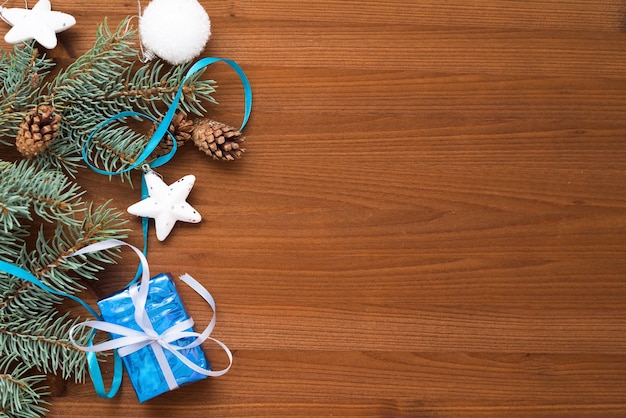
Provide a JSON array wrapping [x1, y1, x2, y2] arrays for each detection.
[[2, 0, 626, 416]]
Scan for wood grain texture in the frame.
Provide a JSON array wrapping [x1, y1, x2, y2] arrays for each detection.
[[1, 0, 625, 416]]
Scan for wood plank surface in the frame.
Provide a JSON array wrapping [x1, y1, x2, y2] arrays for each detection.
[[2, 0, 626, 416]]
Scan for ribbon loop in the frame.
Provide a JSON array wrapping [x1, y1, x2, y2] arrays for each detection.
[[83, 57, 252, 176]]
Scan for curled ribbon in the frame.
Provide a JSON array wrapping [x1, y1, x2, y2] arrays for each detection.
[[68, 239, 232, 392]]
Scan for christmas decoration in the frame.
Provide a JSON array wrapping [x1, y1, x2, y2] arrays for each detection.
[[68, 240, 232, 403], [95, 273, 210, 402], [0, 0, 76, 49], [127, 169, 201, 241], [192, 119, 246, 160], [0, 17, 231, 415], [15, 105, 61, 158], [139, 0, 211, 65]]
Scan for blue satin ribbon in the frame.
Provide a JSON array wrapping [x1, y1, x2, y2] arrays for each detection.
[[0, 260, 100, 318], [82, 56, 252, 281], [82, 57, 252, 176], [0, 259, 123, 398]]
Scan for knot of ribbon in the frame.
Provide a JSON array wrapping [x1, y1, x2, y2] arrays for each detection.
[[68, 239, 232, 392]]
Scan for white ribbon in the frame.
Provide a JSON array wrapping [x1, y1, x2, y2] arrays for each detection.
[[69, 239, 232, 391]]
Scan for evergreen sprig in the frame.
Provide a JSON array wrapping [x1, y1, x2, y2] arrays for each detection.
[[120, 60, 217, 118], [44, 18, 137, 109], [1, 201, 129, 318], [0, 159, 128, 416], [0, 355, 49, 418], [62, 58, 217, 180], [0, 314, 92, 382], [0, 18, 218, 176], [0, 159, 84, 232], [0, 164, 128, 416]]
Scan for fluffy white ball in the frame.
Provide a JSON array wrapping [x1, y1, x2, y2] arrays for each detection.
[[139, 0, 211, 65]]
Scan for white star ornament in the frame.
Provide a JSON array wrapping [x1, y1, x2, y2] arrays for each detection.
[[0, 0, 76, 49], [127, 171, 202, 241]]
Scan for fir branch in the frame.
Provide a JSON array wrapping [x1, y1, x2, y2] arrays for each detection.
[[110, 60, 217, 120], [0, 160, 84, 230], [30, 201, 130, 293], [0, 42, 53, 113], [0, 314, 92, 382], [0, 269, 61, 319], [82, 122, 148, 181], [43, 18, 137, 109], [76, 61, 218, 181], [0, 354, 49, 418], [0, 110, 27, 148], [0, 229, 27, 262], [29, 17, 218, 177], [33, 131, 84, 176], [0, 190, 30, 233], [0, 202, 129, 317]]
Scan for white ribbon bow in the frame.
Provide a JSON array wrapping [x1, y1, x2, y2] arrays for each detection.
[[69, 239, 232, 391]]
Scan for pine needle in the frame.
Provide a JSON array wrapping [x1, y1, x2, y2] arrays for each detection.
[[0, 354, 49, 417]]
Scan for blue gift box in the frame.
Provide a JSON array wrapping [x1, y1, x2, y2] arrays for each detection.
[[97, 273, 210, 402]]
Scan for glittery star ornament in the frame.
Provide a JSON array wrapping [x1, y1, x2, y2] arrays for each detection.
[[0, 0, 76, 49], [127, 170, 202, 241]]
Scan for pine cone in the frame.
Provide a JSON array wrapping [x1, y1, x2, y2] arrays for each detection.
[[149, 111, 194, 157], [191, 119, 245, 161], [15, 105, 61, 158]]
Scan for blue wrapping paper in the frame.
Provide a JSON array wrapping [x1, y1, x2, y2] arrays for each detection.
[[97, 273, 209, 402]]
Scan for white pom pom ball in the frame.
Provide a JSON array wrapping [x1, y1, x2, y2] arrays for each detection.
[[139, 0, 211, 65]]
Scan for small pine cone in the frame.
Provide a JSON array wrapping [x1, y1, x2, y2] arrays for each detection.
[[191, 119, 245, 161], [149, 111, 194, 157], [16, 105, 61, 158]]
